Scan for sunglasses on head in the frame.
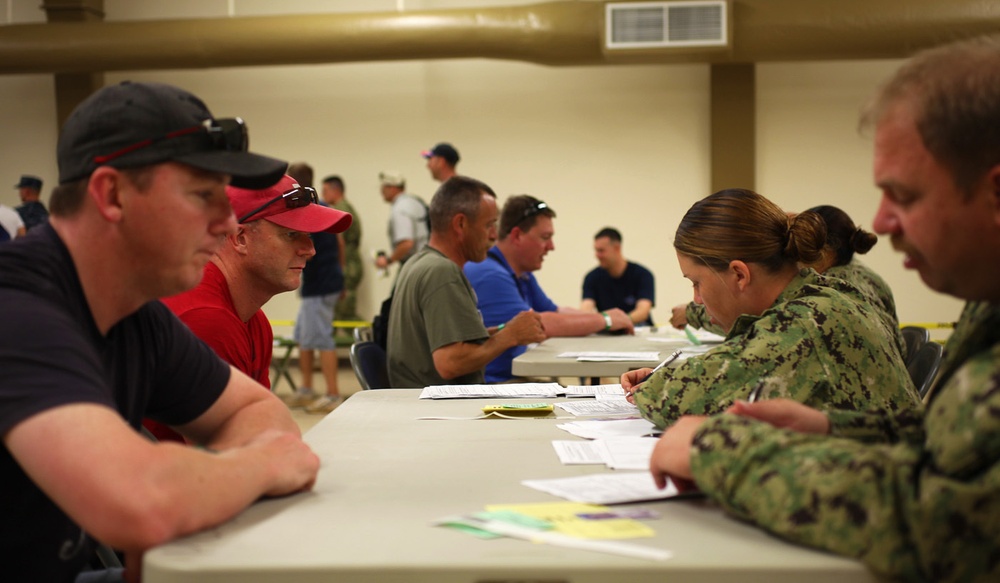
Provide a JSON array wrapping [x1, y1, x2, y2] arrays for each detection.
[[518, 201, 550, 224], [93, 117, 248, 165], [238, 186, 318, 224]]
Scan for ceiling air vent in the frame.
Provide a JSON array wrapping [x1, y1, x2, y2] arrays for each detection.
[[606, 1, 727, 50]]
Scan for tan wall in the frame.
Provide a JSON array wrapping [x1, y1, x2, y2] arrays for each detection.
[[0, 0, 964, 336]]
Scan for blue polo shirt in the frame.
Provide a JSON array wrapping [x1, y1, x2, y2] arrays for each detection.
[[464, 246, 558, 382]]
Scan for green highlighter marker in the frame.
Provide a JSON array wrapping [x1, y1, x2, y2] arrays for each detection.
[[684, 325, 702, 346]]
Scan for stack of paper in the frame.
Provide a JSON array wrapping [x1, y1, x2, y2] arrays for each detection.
[[555, 398, 637, 417], [419, 383, 562, 399], [562, 384, 626, 398], [435, 502, 672, 561], [556, 418, 656, 439], [551, 437, 655, 470], [557, 351, 660, 362], [522, 472, 680, 505]]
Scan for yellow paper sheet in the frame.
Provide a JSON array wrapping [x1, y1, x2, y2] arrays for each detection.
[[485, 501, 654, 540]]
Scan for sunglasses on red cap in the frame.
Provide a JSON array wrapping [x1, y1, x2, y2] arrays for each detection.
[[238, 186, 318, 224], [93, 118, 248, 164]]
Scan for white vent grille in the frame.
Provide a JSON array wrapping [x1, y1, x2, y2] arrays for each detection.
[[606, 1, 727, 49]]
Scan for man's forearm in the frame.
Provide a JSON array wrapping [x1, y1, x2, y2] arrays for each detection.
[[541, 310, 604, 336], [201, 394, 301, 451], [433, 334, 519, 379], [389, 240, 414, 264], [630, 300, 653, 324]]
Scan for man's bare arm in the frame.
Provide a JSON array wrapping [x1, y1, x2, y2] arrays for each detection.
[[5, 370, 319, 553]]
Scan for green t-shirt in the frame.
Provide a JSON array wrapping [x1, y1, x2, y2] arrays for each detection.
[[387, 247, 488, 388]]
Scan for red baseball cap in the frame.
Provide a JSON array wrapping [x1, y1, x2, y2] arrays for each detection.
[[228, 174, 352, 234]]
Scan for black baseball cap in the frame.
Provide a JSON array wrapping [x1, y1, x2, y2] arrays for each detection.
[[421, 142, 460, 166], [14, 175, 42, 190], [57, 81, 287, 189]]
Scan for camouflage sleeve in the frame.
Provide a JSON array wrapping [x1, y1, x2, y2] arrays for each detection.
[[633, 304, 847, 429], [689, 346, 1000, 581], [684, 302, 726, 336], [633, 341, 761, 428], [826, 407, 925, 444]]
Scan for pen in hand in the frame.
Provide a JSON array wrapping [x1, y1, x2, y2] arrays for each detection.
[[637, 349, 683, 385]]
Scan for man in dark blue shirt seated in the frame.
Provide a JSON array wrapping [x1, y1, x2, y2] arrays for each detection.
[[580, 227, 656, 326]]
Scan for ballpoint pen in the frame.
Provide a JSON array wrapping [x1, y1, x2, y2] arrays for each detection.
[[637, 349, 683, 385]]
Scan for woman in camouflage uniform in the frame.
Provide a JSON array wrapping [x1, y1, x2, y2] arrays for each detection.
[[624, 189, 918, 429], [678, 205, 906, 358], [807, 205, 905, 358]]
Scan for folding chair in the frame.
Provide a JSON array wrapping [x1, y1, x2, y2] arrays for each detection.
[[349, 341, 390, 390]]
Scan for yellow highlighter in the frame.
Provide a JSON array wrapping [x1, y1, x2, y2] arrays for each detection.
[[481, 403, 554, 417]]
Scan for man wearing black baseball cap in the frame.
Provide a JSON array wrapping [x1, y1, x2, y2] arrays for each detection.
[[422, 141, 460, 182], [0, 81, 319, 582], [14, 174, 48, 230]]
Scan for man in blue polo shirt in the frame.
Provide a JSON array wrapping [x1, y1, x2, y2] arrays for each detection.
[[464, 195, 633, 383]]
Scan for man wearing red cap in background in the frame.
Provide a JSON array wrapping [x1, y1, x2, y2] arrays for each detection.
[[422, 142, 460, 182], [146, 175, 352, 441]]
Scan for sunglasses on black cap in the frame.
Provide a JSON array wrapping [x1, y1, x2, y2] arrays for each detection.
[[238, 186, 318, 224], [92, 117, 248, 165], [520, 201, 549, 220]]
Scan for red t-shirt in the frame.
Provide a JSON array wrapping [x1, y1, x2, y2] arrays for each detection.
[[145, 262, 273, 442]]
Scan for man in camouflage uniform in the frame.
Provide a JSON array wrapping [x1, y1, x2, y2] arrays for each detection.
[[321, 175, 363, 323], [650, 35, 1000, 582], [633, 269, 918, 429]]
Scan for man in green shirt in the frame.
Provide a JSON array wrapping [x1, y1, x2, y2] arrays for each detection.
[[387, 176, 545, 388]]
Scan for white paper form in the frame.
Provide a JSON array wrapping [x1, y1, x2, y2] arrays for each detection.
[[557, 351, 660, 362], [642, 327, 725, 344], [556, 418, 656, 440], [556, 398, 637, 417], [592, 437, 656, 470], [419, 383, 562, 399], [551, 440, 607, 465], [551, 437, 656, 470], [562, 384, 626, 398], [523, 472, 680, 504]]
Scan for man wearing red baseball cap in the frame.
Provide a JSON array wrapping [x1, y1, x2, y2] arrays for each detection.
[[149, 175, 352, 442]]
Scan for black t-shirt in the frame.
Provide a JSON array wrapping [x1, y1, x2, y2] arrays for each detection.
[[582, 262, 656, 326], [0, 224, 231, 582]]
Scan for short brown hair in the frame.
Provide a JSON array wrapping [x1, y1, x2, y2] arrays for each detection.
[[674, 188, 825, 273], [498, 195, 556, 240], [860, 35, 1000, 195]]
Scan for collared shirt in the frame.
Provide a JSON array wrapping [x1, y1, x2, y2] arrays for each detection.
[[464, 246, 558, 382]]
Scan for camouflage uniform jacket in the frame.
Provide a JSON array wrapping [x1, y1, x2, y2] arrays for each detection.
[[634, 269, 918, 429], [689, 301, 1000, 582], [684, 300, 726, 336], [685, 259, 904, 355], [826, 259, 905, 359], [334, 198, 363, 290]]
